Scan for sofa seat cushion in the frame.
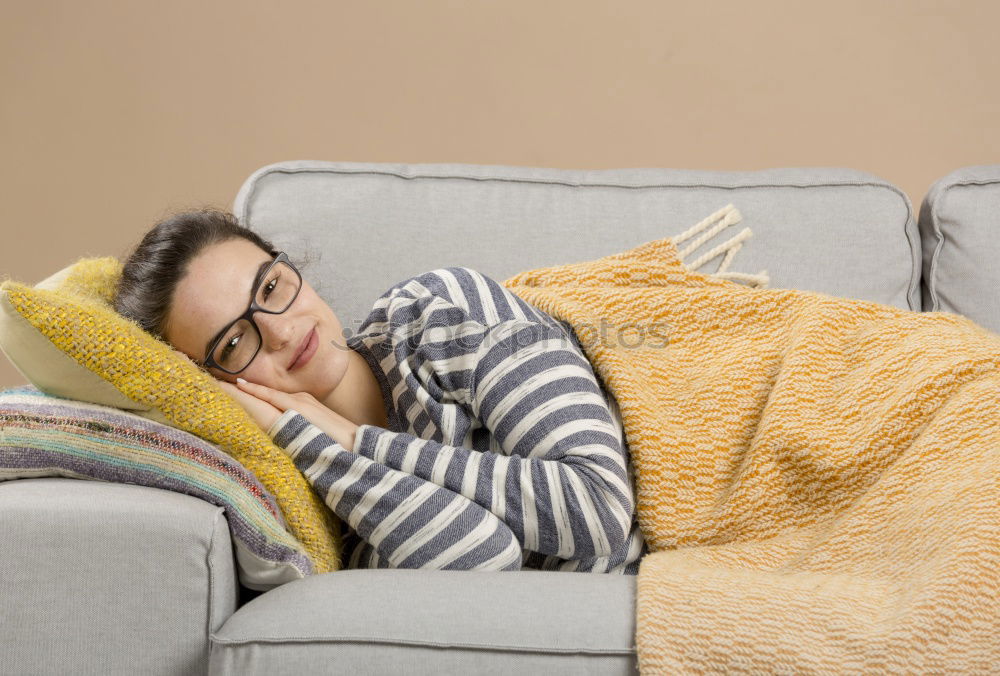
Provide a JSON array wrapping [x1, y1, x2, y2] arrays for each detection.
[[209, 569, 639, 675]]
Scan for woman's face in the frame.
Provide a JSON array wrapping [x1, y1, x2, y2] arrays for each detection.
[[163, 237, 351, 399]]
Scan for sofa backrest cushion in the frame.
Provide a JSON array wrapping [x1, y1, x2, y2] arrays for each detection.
[[232, 161, 920, 337], [918, 164, 1000, 334]]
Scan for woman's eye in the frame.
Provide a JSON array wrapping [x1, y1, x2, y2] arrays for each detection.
[[262, 275, 279, 300], [220, 333, 241, 361]]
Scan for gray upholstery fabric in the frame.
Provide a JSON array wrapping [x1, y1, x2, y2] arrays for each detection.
[[918, 164, 1000, 334], [0, 479, 238, 676], [232, 161, 921, 345], [209, 569, 638, 676]]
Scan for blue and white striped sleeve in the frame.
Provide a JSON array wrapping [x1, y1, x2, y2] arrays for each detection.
[[266, 409, 523, 571], [350, 267, 635, 561]]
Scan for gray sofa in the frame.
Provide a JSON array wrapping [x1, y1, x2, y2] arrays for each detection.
[[3, 161, 999, 676]]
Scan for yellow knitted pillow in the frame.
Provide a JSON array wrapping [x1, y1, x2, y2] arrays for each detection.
[[0, 257, 343, 574]]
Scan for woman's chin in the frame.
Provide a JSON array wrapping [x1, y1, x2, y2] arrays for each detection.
[[314, 353, 352, 402]]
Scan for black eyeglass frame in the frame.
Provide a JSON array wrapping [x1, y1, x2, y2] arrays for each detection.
[[200, 251, 302, 375]]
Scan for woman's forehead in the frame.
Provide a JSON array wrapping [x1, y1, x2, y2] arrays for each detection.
[[188, 239, 271, 288], [168, 239, 272, 352]]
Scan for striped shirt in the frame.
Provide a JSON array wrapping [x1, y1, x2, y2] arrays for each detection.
[[267, 266, 648, 573]]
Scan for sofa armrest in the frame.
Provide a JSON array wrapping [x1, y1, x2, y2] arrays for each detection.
[[0, 478, 240, 676]]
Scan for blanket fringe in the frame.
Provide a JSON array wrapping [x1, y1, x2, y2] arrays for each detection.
[[670, 204, 771, 289]]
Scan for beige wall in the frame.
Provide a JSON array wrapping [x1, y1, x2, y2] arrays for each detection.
[[1, 0, 998, 388]]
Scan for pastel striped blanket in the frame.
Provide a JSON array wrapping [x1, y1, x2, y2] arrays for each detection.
[[502, 204, 1000, 673], [0, 385, 313, 590]]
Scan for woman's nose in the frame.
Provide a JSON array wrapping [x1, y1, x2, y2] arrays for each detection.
[[254, 311, 293, 351]]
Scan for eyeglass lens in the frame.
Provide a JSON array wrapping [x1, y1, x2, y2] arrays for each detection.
[[213, 261, 301, 371]]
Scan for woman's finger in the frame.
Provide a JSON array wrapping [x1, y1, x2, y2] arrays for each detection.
[[220, 378, 284, 431], [236, 377, 291, 407]]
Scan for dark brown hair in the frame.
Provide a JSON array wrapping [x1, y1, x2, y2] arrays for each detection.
[[113, 208, 281, 341]]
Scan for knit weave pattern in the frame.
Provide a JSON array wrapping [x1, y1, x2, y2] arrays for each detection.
[[502, 205, 1000, 673], [0, 257, 343, 574]]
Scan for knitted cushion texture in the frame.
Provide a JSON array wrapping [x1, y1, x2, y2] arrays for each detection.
[[0, 257, 342, 574], [501, 205, 1000, 673]]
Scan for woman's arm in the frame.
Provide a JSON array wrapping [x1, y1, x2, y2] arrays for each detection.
[[357, 267, 636, 561], [267, 408, 523, 571]]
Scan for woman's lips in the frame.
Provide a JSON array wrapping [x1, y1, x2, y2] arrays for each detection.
[[289, 327, 318, 371]]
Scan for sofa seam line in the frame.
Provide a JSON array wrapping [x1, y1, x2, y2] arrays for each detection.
[[926, 183, 946, 312], [207, 635, 636, 655], [205, 506, 228, 641], [244, 164, 903, 191]]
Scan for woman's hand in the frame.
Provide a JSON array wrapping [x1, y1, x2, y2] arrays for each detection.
[[217, 378, 360, 451], [217, 380, 283, 432]]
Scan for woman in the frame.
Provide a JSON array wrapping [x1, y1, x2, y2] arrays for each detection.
[[114, 208, 648, 573]]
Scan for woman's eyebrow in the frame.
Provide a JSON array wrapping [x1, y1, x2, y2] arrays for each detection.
[[202, 259, 273, 358], [249, 259, 272, 295]]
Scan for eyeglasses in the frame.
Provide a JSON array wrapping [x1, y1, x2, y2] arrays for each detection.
[[201, 251, 303, 375]]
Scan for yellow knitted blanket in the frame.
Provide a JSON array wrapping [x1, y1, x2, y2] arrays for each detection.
[[502, 205, 1000, 674]]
